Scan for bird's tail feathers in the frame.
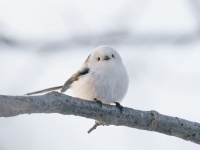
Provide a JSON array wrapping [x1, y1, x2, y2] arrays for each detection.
[[26, 85, 63, 95]]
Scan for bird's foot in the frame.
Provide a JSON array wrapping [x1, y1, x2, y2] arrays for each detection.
[[94, 98, 103, 108], [115, 102, 124, 113]]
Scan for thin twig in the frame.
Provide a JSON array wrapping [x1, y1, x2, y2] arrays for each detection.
[[88, 121, 103, 134]]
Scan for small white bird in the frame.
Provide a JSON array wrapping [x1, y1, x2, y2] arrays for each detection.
[[27, 45, 129, 110]]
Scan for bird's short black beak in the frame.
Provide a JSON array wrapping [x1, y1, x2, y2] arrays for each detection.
[[104, 56, 110, 60]]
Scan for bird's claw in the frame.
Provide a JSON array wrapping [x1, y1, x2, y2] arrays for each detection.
[[115, 102, 124, 113], [94, 98, 103, 108]]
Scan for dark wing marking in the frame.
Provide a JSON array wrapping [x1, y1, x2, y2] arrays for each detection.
[[80, 68, 89, 75], [60, 67, 90, 92]]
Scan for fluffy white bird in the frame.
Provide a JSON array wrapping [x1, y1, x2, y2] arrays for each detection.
[[27, 45, 129, 109]]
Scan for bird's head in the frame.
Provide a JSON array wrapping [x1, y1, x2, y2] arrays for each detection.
[[86, 45, 123, 70]]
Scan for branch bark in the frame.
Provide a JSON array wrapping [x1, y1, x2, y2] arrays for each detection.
[[0, 92, 200, 144]]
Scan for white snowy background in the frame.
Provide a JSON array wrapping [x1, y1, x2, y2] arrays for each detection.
[[0, 0, 200, 150]]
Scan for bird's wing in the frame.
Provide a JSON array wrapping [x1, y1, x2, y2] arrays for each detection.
[[26, 86, 63, 95], [27, 54, 91, 95], [60, 67, 89, 92], [61, 54, 91, 93]]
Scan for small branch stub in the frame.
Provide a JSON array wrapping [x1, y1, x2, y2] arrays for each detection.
[[88, 121, 103, 134]]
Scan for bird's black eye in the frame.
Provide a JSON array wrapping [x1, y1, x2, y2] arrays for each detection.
[[112, 54, 114, 58], [97, 57, 100, 61]]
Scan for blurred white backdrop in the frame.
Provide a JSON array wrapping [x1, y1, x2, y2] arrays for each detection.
[[0, 0, 200, 150]]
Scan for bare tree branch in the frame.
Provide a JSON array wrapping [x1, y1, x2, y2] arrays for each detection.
[[0, 92, 200, 144]]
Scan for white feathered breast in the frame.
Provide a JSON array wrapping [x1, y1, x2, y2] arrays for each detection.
[[72, 60, 129, 104]]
